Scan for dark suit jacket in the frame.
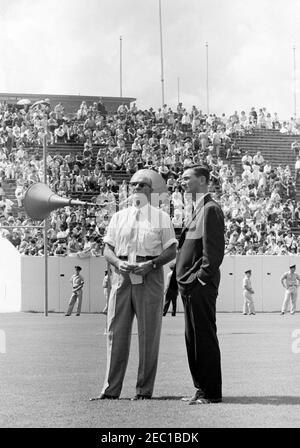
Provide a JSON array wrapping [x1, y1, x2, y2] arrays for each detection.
[[175, 193, 225, 291]]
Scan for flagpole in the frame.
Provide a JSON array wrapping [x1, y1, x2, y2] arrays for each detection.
[[159, 0, 165, 106], [293, 46, 297, 118], [120, 36, 123, 98], [43, 134, 48, 317], [206, 42, 209, 115]]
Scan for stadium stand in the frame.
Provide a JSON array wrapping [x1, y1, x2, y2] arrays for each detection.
[[1, 100, 300, 256]]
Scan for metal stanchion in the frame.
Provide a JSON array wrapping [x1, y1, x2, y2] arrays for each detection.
[[43, 135, 49, 317]]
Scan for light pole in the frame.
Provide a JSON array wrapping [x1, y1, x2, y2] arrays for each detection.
[[158, 0, 165, 107], [177, 77, 180, 104], [206, 42, 209, 115], [43, 134, 48, 316], [293, 46, 297, 118], [120, 36, 123, 98]]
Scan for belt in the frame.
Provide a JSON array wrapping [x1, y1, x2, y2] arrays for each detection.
[[118, 255, 157, 262]]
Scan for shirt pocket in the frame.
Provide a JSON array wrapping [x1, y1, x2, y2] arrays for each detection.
[[142, 227, 162, 251]]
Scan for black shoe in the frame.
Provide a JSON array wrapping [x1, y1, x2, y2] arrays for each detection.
[[192, 397, 222, 405], [90, 393, 119, 401], [280, 312, 285, 315], [131, 394, 152, 401], [76, 313, 80, 316], [65, 314, 70, 316], [182, 388, 205, 403], [172, 313, 176, 316]]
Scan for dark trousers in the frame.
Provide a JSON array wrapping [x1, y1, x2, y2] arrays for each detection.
[[163, 291, 177, 315], [181, 281, 222, 400]]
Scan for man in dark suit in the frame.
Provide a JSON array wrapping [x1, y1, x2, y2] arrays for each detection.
[[168, 165, 225, 404]]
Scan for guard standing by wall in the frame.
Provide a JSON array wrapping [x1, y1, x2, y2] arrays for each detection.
[[242, 269, 256, 315], [280, 264, 300, 315], [65, 265, 84, 316]]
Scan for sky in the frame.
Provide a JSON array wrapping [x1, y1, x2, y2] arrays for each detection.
[[0, 0, 300, 119]]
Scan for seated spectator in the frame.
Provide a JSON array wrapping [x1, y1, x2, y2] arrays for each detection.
[[74, 174, 86, 192], [252, 151, 264, 167], [67, 234, 82, 256], [291, 139, 300, 156], [0, 194, 14, 218], [54, 102, 64, 124], [54, 242, 67, 256], [166, 174, 176, 192], [97, 98, 107, 116], [131, 137, 142, 152], [54, 125, 67, 143], [158, 160, 169, 180], [263, 161, 272, 174], [241, 151, 252, 169], [84, 114, 96, 131], [77, 101, 88, 120], [257, 109, 266, 128], [295, 155, 300, 179], [280, 122, 289, 134], [212, 129, 222, 157], [172, 209, 183, 228], [272, 113, 281, 130], [117, 103, 128, 116], [15, 184, 25, 207]]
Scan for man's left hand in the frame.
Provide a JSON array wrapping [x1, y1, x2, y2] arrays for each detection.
[[132, 261, 153, 276]]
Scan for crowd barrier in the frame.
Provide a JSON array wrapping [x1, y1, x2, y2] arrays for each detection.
[[0, 240, 298, 313]]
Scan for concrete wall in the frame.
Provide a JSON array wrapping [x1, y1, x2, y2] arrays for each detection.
[[20, 256, 108, 313], [218, 255, 298, 312], [18, 255, 299, 313], [0, 237, 22, 312]]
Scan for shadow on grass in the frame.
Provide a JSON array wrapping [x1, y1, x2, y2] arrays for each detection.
[[119, 396, 183, 401], [224, 396, 300, 405], [118, 396, 300, 405]]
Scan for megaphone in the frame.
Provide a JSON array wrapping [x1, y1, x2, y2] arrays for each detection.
[[24, 182, 94, 221]]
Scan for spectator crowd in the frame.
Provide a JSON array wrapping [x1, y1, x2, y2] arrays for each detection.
[[1, 98, 300, 256]]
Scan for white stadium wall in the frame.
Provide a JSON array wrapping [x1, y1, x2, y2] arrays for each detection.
[[0, 241, 299, 313], [218, 255, 299, 312], [0, 237, 22, 312], [20, 256, 108, 313]]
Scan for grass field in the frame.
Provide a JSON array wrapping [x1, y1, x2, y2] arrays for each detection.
[[0, 311, 300, 428]]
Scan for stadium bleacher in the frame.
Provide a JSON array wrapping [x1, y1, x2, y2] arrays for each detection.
[[1, 100, 300, 256]]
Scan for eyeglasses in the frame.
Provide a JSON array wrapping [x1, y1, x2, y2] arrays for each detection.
[[129, 182, 151, 188]]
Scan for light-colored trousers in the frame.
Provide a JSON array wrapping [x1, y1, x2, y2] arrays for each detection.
[[66, 289, 83, 315], [281, 287, 298, 313], [243, 291, 255, 314], [102, 289, 109, 312], [101, 267, 164, 398]]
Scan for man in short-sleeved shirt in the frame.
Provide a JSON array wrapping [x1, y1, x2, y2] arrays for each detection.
[[242, 269, 255, 315], [65, 266, 84, 316], [280, 264, 300, 315], [91, 170, 177, 401]]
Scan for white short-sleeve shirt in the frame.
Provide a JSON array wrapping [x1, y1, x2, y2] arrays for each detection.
[[104, 204, 177, 257]]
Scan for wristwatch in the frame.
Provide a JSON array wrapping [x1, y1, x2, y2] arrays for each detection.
[[151, 259, 158, 269]]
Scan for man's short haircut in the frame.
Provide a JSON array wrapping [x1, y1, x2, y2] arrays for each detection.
[[184, 164, 210, 183]]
